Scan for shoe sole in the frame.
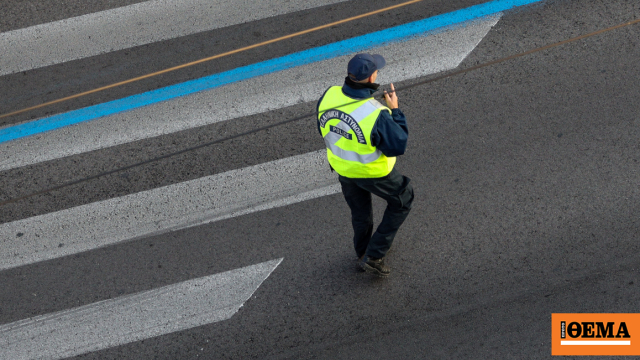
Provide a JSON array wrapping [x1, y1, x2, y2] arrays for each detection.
[[362, 263, 390, 278]]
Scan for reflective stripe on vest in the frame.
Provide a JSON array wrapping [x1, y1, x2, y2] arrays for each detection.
[[323, 100, 381, 164]]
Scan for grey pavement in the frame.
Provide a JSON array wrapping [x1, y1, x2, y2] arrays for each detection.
[[0, 0, 639, 359]]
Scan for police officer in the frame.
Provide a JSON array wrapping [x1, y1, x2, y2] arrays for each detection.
[[317, 53, 414, 277]]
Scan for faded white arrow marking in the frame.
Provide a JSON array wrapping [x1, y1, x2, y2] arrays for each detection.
[[0, 258, 282, 360]]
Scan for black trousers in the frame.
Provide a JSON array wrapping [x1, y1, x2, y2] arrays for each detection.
[[338, 168, 414, 259]]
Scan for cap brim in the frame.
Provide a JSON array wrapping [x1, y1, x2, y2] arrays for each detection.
[[372, 54, 386, 70]]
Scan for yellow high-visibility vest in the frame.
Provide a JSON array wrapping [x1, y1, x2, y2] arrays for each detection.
[[318, 86, 396, 178]]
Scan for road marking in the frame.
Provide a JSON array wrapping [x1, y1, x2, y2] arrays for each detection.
[[0, 0, 544, 123], [0, 2, 512, 140], [0, 0, 546, 142], [0, 151, 336, 271], [0, 0, 424, 121], [0, 258, 283, 360], [0, 0, 348, 76], [0, 15, 501, 171]]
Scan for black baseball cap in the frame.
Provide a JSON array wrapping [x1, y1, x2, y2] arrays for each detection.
[[347, 53, 386, 81]]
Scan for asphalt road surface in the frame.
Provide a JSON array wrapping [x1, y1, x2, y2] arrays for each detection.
[[1, 0, 639, 359]]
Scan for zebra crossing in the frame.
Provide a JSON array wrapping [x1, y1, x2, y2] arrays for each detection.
[[0, 12, 502, 169], [0, 0, 546, 358]]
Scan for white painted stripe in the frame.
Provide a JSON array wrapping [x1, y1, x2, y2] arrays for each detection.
[[0, 151, 337, 271], [0, 15, 500, 171], [0, 0, 347, 76], [561, 341, 631, 345], [172, 183, 341, 232], [0, 258, 282, 360]]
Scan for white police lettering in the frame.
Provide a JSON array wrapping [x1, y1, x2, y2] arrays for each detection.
[[319, 110, 340, 128], [329, 125, 352, 140], [320, 109, 366, 144]]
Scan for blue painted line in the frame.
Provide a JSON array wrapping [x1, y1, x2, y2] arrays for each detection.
[[0, 0, 542, 144]]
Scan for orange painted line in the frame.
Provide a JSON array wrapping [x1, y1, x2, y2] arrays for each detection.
[[0, 0, 423, 120]]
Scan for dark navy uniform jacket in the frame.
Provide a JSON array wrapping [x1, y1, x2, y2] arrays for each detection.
[[317, 77, 409, 157]]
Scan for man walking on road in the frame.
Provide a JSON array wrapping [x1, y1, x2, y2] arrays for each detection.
[[317, 53, 414, 277]]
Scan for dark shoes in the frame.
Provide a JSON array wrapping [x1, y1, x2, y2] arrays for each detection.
[[361, 256, 390, 277]]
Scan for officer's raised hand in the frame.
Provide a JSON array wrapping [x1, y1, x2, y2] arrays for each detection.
[[384, 83, 399, 109]]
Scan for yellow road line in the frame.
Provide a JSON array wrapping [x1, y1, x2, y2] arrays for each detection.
[[0, 0, 423, 120]]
